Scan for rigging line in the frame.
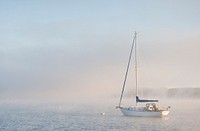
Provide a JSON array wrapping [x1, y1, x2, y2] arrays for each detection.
[[119, 34, 136, 107], [134, 32, 138, 105]]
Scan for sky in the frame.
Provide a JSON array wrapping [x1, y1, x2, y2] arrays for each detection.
[[0, 0, 200, 102]]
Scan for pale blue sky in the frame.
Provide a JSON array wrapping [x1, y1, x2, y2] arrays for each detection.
[[1, 0, 200, 100], [1, 0, 200, 29]]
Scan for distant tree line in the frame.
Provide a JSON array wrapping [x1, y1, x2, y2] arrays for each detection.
[[124, 87, 200, 98], [167, 87, 200, 98]]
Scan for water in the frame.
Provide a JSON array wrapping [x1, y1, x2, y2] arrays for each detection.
[[0, 99, 199, 131]]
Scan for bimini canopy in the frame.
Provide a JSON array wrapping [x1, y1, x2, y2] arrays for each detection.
[[136, 96, 158, 103]]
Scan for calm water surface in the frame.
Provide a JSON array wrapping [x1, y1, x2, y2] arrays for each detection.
[[0, 99, 199, 131]]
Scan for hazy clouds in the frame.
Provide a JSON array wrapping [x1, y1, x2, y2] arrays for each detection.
[[1, 0, 200, 102]]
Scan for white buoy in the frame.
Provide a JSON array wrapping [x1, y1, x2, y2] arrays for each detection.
[[101, 112, 105, 116]]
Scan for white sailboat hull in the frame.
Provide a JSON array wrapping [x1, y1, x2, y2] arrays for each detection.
[[120, 108, 169, 117]]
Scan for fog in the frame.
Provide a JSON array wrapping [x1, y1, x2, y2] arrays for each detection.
[[1, 1, 200, 105], [1, 29, 200, 105]]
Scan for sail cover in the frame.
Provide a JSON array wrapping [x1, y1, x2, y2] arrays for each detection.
[[136, 96, 159, 103]]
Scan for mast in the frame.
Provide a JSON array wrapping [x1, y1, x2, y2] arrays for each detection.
[[118, 33, 136, 107], [135, 32, 138, 106]]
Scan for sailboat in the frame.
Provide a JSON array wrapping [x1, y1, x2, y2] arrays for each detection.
[[116, 32, 170, 117]]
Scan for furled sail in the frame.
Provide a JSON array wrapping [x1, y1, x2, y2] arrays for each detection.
[[136, 96, 158, 103]]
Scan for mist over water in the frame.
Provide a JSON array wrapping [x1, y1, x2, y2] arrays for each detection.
[[0, 98, 200, 131], [1, 0, 200, 130]]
